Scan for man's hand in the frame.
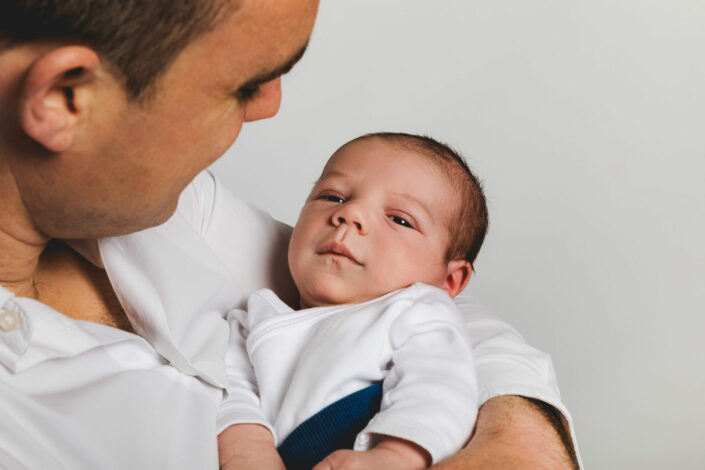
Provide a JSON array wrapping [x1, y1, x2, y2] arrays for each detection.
[[432, 395, 578, 470], [313, 437, 430, 470], [218, 423, 285, 470]]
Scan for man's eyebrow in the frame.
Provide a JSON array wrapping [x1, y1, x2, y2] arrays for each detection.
[[242, 41, 309, 89]]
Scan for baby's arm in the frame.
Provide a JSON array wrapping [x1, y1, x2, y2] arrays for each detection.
[[217, 309, 283, 469], [351, 290, 479, 466], [219, 424, 284, 470], [313, 436, 429, 470]]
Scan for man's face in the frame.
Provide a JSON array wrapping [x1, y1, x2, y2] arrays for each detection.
[[288, 138, 458, 308], [30, 0, 318, 238]]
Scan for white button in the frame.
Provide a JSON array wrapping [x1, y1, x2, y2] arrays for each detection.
[[0, 309, 21, 332]]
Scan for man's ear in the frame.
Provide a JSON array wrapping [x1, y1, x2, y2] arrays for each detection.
[[19, 46, 100, 152], [441, 259, 472, 298]]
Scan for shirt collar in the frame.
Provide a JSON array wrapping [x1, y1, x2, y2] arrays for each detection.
[[0, 284, 141, 374]]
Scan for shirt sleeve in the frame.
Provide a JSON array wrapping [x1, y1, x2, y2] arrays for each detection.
[[454, 294, 581, 466], [216, 308, 276, 440], [355, 293, 479, 464]]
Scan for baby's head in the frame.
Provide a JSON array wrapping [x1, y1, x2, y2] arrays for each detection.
[[288, 132, 488, 308]]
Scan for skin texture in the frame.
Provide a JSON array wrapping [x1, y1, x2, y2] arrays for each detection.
[[5, 1, 317, 241], [432, 396, 577, 470], [288, 138, 472, 309], [0, 0, 318, 304], [218, 397, 577, 470], [218, 424, 286, 470], [312, 437, 429, 470]]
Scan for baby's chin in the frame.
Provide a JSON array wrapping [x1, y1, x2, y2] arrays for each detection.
[[298, 287, 380, 310], [297, 281, 412, 309]]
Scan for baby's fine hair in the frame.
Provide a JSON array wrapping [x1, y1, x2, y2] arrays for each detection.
[[341, 132, 489, 268]]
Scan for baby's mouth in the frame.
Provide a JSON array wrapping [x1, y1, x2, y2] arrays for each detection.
[[317, 241, 362, 265]]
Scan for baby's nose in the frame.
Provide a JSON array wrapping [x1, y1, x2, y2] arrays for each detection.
[[337, 216, 363, 232], [332, 204, 369, 235]]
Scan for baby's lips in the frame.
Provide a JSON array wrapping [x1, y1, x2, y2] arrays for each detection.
[[316, 240, 362, 265]]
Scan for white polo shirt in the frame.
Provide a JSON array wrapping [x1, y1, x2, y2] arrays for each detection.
[[0, 171, 581, 469]]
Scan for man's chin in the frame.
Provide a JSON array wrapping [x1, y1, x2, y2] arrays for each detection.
[[47, 199, 180, 240], [144, 198, 180, 228], [112, 199, 180, 236]]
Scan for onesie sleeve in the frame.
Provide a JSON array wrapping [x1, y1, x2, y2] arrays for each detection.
[[454, 294, 582, 467], [216, 308, 276, 440], [354, 291, 478, 464]]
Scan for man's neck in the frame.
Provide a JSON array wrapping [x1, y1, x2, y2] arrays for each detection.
[[2, 231, 133, 331], [0, 161, 131, 330], [0, 175, 48, 299], [0, 230, 45, 298]]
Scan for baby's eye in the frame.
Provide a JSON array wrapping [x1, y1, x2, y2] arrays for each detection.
[[389, 215, 413, 228], [319, 195, 345, 203]]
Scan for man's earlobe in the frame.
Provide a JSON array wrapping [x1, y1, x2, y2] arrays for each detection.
[[19, 46, 100, 152], [441, 259, 472, 298]]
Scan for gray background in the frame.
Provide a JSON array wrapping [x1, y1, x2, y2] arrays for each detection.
[[211, 1, 705, 468]]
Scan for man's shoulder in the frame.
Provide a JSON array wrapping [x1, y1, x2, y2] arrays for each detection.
[[175, 170, 297, 303]]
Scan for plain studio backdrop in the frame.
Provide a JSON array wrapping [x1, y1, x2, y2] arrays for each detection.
[[211, 1, 705, 468]]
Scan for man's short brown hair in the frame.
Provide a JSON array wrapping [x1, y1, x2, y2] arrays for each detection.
[[346, 132, 489, 268], [0, 0, 235, 99]]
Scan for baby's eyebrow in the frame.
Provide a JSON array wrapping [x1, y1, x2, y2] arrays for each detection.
[[389, 192, 433, 221], [317, 170, 348, 181]]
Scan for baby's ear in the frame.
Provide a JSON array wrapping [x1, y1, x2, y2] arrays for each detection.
[[441, 259, 472, 298]]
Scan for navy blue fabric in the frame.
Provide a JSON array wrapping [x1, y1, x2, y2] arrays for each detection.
[[277, 383, 383, 470]]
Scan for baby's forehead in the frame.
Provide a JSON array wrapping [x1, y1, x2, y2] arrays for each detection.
[[322, 139, 461, 213], [322, 137, 450, 177]]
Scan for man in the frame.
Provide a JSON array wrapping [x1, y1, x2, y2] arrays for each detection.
[[0, 1, 579, 468]]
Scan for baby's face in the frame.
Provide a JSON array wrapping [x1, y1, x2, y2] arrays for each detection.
[[288, 138, 458, 308]]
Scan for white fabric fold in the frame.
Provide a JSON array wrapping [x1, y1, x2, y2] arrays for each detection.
[[98, 211, 241, 388]]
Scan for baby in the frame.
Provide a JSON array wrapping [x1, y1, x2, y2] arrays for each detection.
[[219, 132, 489, 470]]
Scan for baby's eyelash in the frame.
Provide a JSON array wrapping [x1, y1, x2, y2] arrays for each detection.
[[389, 215, 414, 229], [318, 194, 345, 203]]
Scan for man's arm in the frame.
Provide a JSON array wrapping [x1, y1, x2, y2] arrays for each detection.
[[450, 292, 582, 469], [432, 396, 578, 470]]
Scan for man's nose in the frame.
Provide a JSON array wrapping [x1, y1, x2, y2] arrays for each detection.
[[243, 77, 282, 122], [331, 203, 369, 235]]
